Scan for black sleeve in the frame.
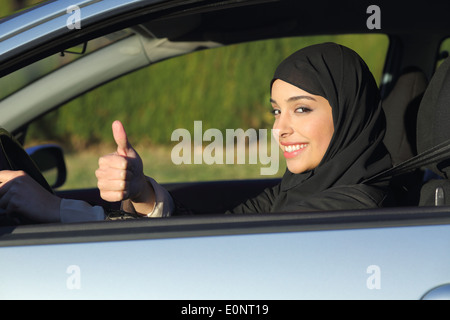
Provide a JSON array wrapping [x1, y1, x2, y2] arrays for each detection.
[[225, 183, 281, 214], [171, 183, 386, 215], [229, 184, 387, 213], [280, 184, 388, 212]]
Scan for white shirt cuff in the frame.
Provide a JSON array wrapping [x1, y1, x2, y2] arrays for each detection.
[[145, 177, 174, 217], [59, 177, 174, 222]]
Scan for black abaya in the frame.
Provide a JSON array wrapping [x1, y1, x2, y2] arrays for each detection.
[[230, 43, 392, 213]]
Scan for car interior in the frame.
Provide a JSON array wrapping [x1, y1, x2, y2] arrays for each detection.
[[2, 1, 450, 243]]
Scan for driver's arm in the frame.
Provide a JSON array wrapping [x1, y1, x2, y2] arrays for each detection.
[[0, 170, 61, 223], [0, 169, 174, 223], [59, 176, 174, 223]]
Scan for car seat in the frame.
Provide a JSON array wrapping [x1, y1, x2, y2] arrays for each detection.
[[383, 67, 428, 165], [382, 67, 428, 206], [417, 57, 450, 206]]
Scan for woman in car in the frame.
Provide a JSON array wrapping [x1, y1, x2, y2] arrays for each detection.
[[0, 42, 392, 222]]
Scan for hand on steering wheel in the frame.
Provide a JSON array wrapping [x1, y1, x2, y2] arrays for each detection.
[[0, 128, 59, 225]]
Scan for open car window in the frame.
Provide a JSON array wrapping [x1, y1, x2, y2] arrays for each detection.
[[23, 33, 389, 190]]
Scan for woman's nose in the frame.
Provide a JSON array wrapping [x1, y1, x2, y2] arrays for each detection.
[[274, 114, 293, 138]]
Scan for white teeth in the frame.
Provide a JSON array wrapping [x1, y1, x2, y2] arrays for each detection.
[[284, 144, 307, 152]]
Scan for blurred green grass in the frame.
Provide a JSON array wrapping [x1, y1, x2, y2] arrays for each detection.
[[0, 0, 43, 17], [61, 145, 287, 190]]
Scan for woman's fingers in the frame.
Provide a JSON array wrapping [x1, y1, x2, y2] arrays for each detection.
[[97, 121, 146, 203], [96, 154, 136, 202], [95, 166, 129, 181], [99, 190, 129, 202], [0, 170, 26, 186], [97, 178, 129, 192], [98, 153, 128, 170]]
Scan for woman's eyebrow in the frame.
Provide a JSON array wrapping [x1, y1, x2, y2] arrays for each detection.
[[270, 95, 316, 104], [286, 95, 317, 103]]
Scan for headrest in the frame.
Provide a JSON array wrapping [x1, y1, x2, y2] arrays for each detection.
[[417, 57, 450, 177]]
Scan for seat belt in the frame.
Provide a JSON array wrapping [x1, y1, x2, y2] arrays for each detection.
[[364, 138, 450, 184]]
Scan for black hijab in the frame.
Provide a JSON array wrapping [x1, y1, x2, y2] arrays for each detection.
[[270, 43, 392, 211]]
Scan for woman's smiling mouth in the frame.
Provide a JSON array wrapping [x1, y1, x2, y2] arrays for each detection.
[[282, 143, 308, 158]]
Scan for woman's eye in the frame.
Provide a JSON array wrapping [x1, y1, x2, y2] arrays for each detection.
[[271, 109, 281, 116], [295, 107, 311, 113]]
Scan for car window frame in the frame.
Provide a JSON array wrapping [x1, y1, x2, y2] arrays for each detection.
[[2, 205, 450, 247]]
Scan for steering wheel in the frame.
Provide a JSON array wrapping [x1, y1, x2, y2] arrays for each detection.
[[0, 128, 53, 225]]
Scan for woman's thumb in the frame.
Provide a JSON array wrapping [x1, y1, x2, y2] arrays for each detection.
[[112, 120, 131, 156]]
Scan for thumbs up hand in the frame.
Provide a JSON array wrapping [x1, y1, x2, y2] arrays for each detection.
[[96, 121, 155, 214], [113, 119, 134, 157]]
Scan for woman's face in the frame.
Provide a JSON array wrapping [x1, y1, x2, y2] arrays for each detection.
[[271, 79, 334, 174]]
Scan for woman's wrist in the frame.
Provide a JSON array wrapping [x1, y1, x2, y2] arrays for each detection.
[[130, 177, 156, 215]]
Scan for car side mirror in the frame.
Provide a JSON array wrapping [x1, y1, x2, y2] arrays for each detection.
[[26, 144, 67, 189]]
